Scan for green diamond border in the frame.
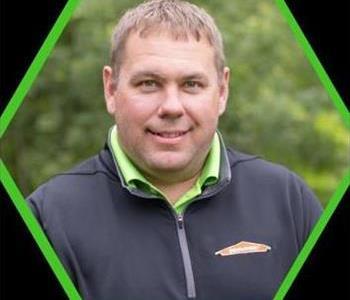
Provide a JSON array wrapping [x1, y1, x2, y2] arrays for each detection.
[[1, 1, 83, 299], [273, 1, 349, 298], [0, 1, 349, 299]]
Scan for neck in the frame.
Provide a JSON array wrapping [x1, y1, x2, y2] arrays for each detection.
[[145, 170, 201, 205]]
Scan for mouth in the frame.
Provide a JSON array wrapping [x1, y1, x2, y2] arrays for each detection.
[[146, 128, 191, 140]]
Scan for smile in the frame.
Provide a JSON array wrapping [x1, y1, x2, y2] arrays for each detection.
[[147, 129, 190, 139]]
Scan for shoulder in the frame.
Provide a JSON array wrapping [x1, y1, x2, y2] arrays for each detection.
[[30, 153, 109, 194], [31, 146, 117, 191], [226, 147, 296, 183], [26, 148, 119, 221], [226, 147, 320, 199], [225, 147, 322, 244]]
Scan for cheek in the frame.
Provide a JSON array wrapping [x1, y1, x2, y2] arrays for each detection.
[[115, 99, 155, 134], [186, 95, 221, 125], [119, 91, 160, 115]]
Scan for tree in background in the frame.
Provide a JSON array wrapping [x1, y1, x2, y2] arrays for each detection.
[[3, 0, 348, 206]]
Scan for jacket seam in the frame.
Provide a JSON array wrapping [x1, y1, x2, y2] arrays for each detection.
[[49, 170, 117, 182], [229, 156, 260, 169]]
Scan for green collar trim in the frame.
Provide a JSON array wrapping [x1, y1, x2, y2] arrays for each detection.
[[108, 125, 220, 213], [109, 126, 152, 189]]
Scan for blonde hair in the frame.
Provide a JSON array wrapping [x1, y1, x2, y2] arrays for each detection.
[[110, 0, 225, 80]]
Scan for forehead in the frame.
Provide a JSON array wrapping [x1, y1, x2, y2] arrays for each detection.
[[120, 31, 217, 77]]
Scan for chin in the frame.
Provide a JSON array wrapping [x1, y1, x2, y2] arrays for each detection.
[[148, 155, 190, 172], [152, 161, 188, 172]]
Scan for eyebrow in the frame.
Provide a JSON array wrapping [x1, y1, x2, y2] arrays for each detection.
[[182, 73, 208, 81], [129, 71, 209, 84], [129, 71, 165, 84]]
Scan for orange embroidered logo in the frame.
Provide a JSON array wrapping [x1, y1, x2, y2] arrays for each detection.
[[215, 241, 271, 256]]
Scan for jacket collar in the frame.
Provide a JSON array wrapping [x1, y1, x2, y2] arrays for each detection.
[[99, 132, 258, 200]]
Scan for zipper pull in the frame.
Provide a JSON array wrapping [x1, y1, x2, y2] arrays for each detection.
[[177, 214, 184, 229]]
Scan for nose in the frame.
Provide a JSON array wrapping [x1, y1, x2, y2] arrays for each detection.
[[158, 85, 184, 119]]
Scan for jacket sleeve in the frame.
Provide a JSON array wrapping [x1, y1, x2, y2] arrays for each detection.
[[26, 185, 79, 288], [290, 173, 323, 249]]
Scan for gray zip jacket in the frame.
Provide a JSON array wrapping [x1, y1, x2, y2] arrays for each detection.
[[27, 143, 322, 300]]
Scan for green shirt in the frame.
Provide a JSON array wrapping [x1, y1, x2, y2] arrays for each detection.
[[108, 125, 221, 214]]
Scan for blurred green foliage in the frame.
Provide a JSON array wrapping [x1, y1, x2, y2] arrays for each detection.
[[2, 0, 349, 206]]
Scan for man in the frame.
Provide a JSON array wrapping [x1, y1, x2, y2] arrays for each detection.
[[28, 0, 322, 299]]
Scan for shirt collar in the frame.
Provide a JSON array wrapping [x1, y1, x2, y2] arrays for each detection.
[[108, 125, 220, 193]]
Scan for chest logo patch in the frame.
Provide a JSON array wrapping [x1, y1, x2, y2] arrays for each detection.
[[215, 241, 271, 256]]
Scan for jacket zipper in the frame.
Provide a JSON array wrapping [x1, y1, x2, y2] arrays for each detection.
[[175, 212, 196, 299]]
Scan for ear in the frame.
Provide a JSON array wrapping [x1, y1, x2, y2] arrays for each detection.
[[103, 66, 117, 115], [218, 67, 230, 116]]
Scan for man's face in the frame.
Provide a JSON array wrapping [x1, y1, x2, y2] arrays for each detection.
[[103, 32, 229, 183]]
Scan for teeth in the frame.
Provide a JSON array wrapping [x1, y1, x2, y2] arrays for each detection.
[[151, 131, 186, 138], [161, 132, 181, 138]]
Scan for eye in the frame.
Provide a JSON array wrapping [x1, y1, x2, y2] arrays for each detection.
[[184, 81, 199, 87], [138, 80, 160, 92], [183, 80, 203, 93], [142, 80, 157, 87]]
